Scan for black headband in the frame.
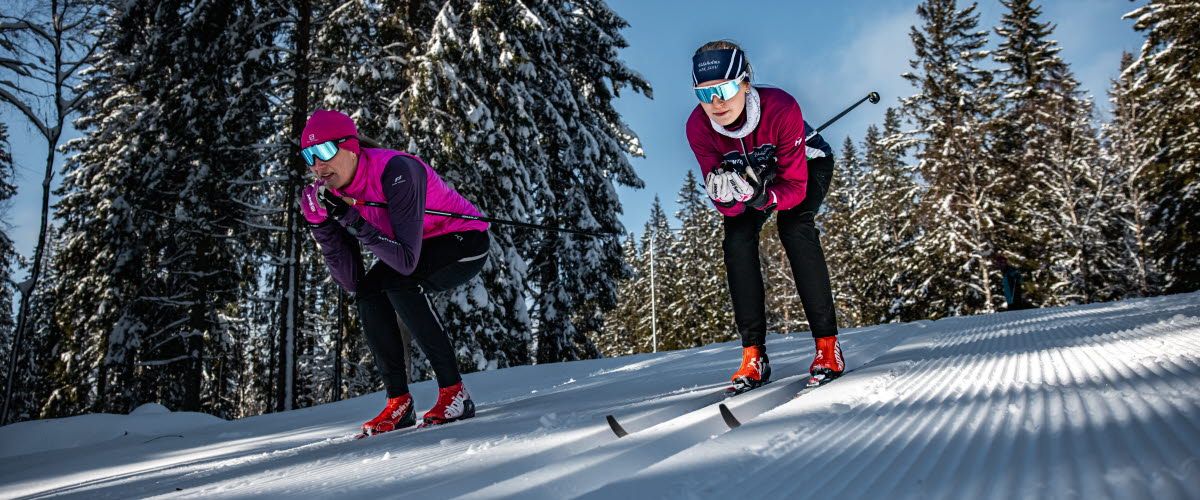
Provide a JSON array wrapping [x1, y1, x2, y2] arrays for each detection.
[[692, 49, 747, 86]]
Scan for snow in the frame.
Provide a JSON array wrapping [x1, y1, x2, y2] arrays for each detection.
[[2, 292, 1199, 499]]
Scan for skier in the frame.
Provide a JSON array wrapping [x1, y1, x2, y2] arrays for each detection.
[[993, 253, 1028, 310], [298, 110, 489, 435], [685, 41, 844, 390]]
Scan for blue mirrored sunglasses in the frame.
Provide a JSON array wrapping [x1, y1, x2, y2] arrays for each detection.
[[301, 136, 355, 166], [693, 73, 747, 104]]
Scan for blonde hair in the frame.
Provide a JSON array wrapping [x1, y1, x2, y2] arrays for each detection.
[[695, 40, 753, 82]]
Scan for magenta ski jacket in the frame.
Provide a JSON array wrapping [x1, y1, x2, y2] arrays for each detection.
[[685, 86, 811, 217], [309, 149, 488, 292]]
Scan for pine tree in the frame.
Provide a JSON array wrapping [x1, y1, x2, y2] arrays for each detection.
[[667, 170, 733, 348], [596, 232, 641, 357], [525, 1, 650, 362], [898, 0, 1001, 318], [0, 0, 101, 425], [992, 0, 1124, 307], [405, 1, 649, 365], [0, 123, 14, 338], [639, 197, 675, 352], [1123, 1, 1200, 293], [50, 0, 273, 415], [403, 1, 544, 370], [821, 137, 869, 327], [1103, 52, 1160, 297], [861, 109, 923, 322], [0, 122, 19, 419]]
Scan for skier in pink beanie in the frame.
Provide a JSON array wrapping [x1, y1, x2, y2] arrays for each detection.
[[298, 109, 489, 437]]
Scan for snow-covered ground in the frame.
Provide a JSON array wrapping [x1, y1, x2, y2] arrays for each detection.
[[2, 293, 1199, 499]]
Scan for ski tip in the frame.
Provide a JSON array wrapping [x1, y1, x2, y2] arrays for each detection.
[[718, 403, 741, 429], [606, 414, 629, 438]]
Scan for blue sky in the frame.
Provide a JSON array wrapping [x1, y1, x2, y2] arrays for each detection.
[[2, 1, 1147, 262]]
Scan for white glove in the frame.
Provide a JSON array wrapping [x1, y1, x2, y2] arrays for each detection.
[[705, 170, 735, 203], [728, 172, 756, 202]]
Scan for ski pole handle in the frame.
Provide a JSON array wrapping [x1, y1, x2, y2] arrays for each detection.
[[809, 91, 881, 139], [354, 200, 615, 238]]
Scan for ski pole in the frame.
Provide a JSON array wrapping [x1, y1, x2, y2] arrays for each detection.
[[353, 200, 615, 238], [809, 91, 881, 139]]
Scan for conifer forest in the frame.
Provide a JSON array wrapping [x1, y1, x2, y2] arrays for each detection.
[[1, 0, 1196, 425]]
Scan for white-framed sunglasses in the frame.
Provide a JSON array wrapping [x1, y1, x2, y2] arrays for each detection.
[[693, 72, 747, 103]]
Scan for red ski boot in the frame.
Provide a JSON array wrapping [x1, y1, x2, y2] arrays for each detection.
[[421, 381, 475, 426], [731, 345, 771, 393], [808, 336, 845, 387], [361, 393, 416, 437]]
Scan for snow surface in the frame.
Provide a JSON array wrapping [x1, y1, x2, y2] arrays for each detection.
[[2, 293, 1199, 499]]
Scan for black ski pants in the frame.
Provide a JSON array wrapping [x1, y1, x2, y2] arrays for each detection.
[[722, 155, 838, 347], [356, 230, 489, 398]]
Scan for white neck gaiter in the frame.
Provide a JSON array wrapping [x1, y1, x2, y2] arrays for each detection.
[[710, 86, 761, 140]]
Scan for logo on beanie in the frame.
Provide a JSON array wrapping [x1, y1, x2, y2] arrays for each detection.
[[309, 134, 315, 141]]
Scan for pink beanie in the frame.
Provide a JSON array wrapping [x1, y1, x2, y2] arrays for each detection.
[[301, 110, 360, 154]]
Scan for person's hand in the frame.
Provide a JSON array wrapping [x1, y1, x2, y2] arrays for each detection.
[[300, 184, 329, 224], [746, 145, 778, 185], [317, 185, 352, 221], [743, 167, 776, 211], [740, 146, 779, 211], [705, 168, 744, 207]]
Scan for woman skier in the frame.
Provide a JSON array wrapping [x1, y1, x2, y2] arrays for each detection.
[[299, 110, 489, 436], [685, 41, 845, 391]]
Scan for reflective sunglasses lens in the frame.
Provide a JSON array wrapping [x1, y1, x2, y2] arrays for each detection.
[[301, 141, 340, 165], [314, 142, 339, 161], [694, 79, 741, 103], [713, 80, 740, 100]]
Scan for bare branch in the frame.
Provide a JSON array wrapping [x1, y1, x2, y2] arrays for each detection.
[[0, 86, 49, 137]]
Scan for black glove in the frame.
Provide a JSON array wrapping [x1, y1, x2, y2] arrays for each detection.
[[316, 185, 351, 220], [317, 185, 366, 234], [745, 144, 779, 186], [744, 169, 776, 211]]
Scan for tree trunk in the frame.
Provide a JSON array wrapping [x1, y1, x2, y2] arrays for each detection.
[[277, 0, 311, 413]]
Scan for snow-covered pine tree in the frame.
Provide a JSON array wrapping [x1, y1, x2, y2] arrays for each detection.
[[992, 0, 1124, 306], [0, 122, 18, 420], [897, 0, 1002, 318], [820, 137, 869, 327], [403, 1, 542, 371], [639, 197, 675, 352], [0, 0, 100, 425], [595, 232, 640, 357], [862, 109, 923, 323], [48, 6, 160, 416], [667, 170, 733, 348], [523, 1, 649, 363], [1123, 1, 1200, 293], [405, 1, 649, 365], [241, 0, 343, 412], [50, 0, 273, 416], [0, 122, 13, 339], [1102, 52, 1160, 297]]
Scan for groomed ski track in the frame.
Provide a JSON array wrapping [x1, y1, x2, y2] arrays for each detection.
[[2, 293, 1198, 499]]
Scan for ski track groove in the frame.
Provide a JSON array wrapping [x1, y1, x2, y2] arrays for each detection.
[[169, 341, 818, 499], [6, 295, 1199, 499], [655, 299, 1200, 500]]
